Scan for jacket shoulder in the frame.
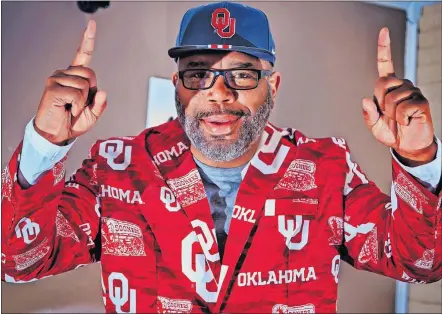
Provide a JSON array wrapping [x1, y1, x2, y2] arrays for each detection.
[[279, 126, 350, 156], [91, 119, 181, 150]]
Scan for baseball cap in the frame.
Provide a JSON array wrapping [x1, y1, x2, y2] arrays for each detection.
[[168, 1, 276, 65]]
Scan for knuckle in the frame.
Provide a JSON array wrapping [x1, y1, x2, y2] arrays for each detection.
[[46, 76, 55, 86], [46, 85, 58, 95], [379, 76, 390, 84], [384, 94, 394, 105], [68, 64, 83, 70], [48, 85, 67, 100], [64, 87, 84, 103], [375, 77, 388, 90], [52, 84, 66, 95], [393, 83, 409, 95], [397, 99, 411, 109], [385, 76, 401, 86], [416, 93, 428, 104], [74, 88, 85, 102], [51, 69, 63, 76], [85, 67, 96, 79], [392, 84, 415, 98], [402, 79, 414, 86], [79, 77, 90, 90], [412, 86, 421, 94], [70, 65, 96, 80]]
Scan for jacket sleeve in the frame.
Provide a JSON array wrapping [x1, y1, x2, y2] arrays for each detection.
[[332, 138, 442, 284], [1, 141, 102, 283]]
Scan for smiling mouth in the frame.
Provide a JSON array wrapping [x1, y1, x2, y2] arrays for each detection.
[[200, 115, 243, 136]]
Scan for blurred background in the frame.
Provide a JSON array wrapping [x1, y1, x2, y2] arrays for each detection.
[[1, 0, 441, 313]]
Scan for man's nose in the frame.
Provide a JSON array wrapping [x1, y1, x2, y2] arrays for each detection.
[[207, 75, 235, 104]]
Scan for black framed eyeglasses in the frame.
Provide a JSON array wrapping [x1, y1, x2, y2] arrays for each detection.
[[178, 69, 273, 90]]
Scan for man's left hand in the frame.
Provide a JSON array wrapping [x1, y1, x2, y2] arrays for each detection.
[[362, 27, 436, 165]]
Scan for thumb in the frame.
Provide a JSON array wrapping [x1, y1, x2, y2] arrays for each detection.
[[89, 90, 107, 119], [362, 97, 380, 130]]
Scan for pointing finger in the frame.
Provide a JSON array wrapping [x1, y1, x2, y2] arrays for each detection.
[[377, 27, 395, 77], [72, 20, 96, 67]]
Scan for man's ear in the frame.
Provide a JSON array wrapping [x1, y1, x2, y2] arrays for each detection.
[[268, 71, 281, 100], [172, 72, 179, 86]]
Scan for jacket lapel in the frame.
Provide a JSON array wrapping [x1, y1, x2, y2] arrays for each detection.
[[142, 120, 222, 296], [215, 124, 298, 311]]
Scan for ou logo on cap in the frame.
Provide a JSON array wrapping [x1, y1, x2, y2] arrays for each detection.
[[211, 8, 236, 38]]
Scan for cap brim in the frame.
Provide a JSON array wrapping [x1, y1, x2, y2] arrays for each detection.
[[168, 45, 275, 65]]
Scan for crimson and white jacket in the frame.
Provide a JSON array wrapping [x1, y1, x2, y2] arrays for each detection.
[[2, 119, 441, 313]]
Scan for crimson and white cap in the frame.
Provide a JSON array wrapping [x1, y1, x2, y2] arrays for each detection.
[[168, 1, 276, 65]]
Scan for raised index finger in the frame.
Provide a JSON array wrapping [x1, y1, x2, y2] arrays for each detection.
[[377, 27, 395, 77], [72, 20, 96, 67]]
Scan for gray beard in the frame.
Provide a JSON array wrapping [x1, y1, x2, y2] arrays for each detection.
[[175, 86, 274, 162]]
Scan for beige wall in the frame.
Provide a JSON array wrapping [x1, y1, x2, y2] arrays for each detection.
[[1, 1, 411, 313], [408, 3, 442, 314], [417, 2, 442, 141]]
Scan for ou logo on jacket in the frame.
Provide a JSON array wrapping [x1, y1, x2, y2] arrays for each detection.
[[160, 186, 181, 212], [15, 217, 40, 244], [181, 220, 227, 303], [331, 255, 340, 284], [211, 8, 236, 38], [106, 272, 136, 313], [251, 126, 290, 175], [278, 215, 310, 251], [99, 140, 132, 171]]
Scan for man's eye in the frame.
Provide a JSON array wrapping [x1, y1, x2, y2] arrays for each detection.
[[233, 71, 254, 79], [190, 71, 208, 79]]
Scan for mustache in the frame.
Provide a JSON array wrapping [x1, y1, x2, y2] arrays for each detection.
[[194, 108, 251, 120]]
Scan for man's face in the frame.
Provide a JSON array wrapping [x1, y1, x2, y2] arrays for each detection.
[[172, 51, 281, 162]]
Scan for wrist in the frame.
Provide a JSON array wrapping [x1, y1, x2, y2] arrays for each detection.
[[394, 139, 437, 167], [33, 120, 70, 146]]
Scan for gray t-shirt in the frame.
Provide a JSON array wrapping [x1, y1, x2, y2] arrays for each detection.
[[193, 157, 245, 261]]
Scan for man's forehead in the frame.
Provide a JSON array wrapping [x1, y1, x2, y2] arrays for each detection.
[[178, 51, 263, 69]]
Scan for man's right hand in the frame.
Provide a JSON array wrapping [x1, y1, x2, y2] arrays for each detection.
[[34, 20, 107, 145]]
